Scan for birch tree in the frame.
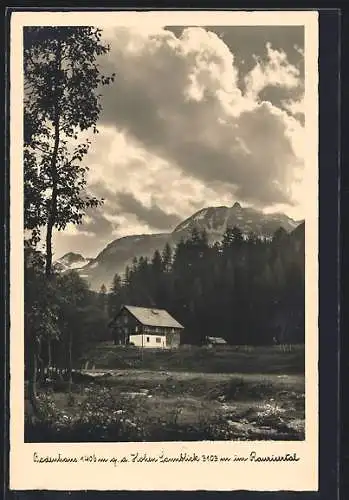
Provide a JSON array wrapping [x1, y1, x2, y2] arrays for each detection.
[[24, 26, 115, 275]]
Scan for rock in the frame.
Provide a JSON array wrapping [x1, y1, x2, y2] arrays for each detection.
[[120, 391, 148, 398]]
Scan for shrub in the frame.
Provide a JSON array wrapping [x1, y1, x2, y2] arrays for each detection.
[[26, 387, 239, 442], [25, 387, 150, 442], [207, 377, 275, 402], [25, 384, 304, 443]]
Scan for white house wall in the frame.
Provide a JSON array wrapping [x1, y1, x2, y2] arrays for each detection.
[[129, 334, 167, 349]]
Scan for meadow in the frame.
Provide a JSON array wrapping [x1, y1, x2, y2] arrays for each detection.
[[25, 344, 305, 442]]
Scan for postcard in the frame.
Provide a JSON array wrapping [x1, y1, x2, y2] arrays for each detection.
[[10, 9, 319, 491]]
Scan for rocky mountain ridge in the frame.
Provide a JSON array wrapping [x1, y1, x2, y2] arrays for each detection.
[[55, 252, 92, 273], [55, 203, 304, 291]]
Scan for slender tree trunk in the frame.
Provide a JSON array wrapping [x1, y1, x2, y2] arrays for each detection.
[[45, 41, 61, 278], [45, 214, 55, 277], [45, 145, 59, 277]]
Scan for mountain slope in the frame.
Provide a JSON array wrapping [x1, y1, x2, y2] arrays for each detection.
[[65, 204, 303, 290], [55, 252, 92, 273], [174, 203, 301, 242], [78, 233, 171, 290]]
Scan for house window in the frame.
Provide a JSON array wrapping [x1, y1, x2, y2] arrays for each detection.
[[146, 337, 150, 343], [135, 326, 138, 333], [124, 316, 128, 324], [156, 337, 161, 343]]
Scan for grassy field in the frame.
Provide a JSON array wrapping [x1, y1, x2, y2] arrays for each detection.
[[25, 345, 305, 442], [80, 343, 305, 374]]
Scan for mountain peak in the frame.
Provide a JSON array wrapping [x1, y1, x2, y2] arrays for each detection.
[[60, 252, 85, 261], [55, 252, 92, 273], [61, 205, 303, 290]]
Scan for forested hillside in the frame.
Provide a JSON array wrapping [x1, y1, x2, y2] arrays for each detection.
[[25, 222, 304, 380], [107, 224, 305, 346], [57, 203, 303, 291]]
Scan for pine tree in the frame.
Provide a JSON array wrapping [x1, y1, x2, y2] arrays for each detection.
[[151, 249, 163, 274], [108, 273, 122, 317], [98, 283, 108, 313], [232, 226, 244, 243], [162, 242, 173, 273], [111, 223, 305, 347]]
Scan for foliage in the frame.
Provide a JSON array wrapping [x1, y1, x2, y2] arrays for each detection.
[[25, 248, 61, 342], [25, 382, 304, 442], [23, 26, 115, 273], [24, 248, 110, 374]]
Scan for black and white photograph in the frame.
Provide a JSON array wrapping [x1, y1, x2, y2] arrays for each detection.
[[10, 9, 320, 492]]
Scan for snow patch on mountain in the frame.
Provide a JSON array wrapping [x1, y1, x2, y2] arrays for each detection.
[[193, 209, 208, 221], [61, 204, 303, 290], [55, 252, 92, 273]]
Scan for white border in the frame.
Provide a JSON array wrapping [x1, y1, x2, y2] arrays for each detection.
[[10, 10, 319, 491]]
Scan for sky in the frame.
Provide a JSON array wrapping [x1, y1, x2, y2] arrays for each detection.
[[53, 24, 305, 259]]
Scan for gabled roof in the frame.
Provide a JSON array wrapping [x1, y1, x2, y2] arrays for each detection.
[[119, 305, 184, 329]]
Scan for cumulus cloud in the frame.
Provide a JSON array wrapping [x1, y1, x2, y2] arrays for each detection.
[[116, 191, 182, 230], [282, 96, 305, 125], [53, 25, 305, 257], [244, 42, 301, 99], [80, 206, 115, 235], [294, 44, 304, 57], [98, 26, 304, 208]]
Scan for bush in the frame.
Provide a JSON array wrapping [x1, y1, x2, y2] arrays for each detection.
[[25, 387, 149, 442], [25, 384, 304, 443], [207, 377, 275, 402], [25, 387, 240, 442]]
